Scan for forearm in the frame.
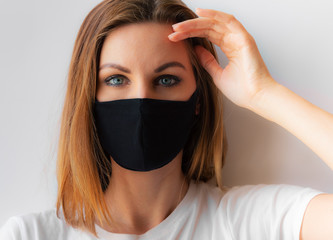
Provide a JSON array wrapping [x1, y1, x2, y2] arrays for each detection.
[[248, 79, 333, 170]]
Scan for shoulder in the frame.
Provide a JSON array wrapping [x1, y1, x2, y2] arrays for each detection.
[[190, 181, 322, 208], [216, 184, 323, 240], [220, 184, 322, 210], [0, 209, 95, 240]]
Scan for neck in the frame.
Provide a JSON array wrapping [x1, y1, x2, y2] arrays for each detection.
[[101, 150, 189, 234]]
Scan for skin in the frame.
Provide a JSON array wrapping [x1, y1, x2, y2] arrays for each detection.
[[96, 9, 333, 238], [96, 23, 196, 234], [169, 8, 333, 240]]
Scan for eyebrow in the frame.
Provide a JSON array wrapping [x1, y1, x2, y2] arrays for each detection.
[[99, 63, 130, 73], [154, 62, 186, 73], [99, 61, 186, 73]]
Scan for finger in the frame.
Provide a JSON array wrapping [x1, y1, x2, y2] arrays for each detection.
[[172, 17, 217, 32], [172, 17, 229, 39], [172, 13, 239, 34], [169, 28, 223, 47], [196, 8, 234, 23], [170, 17, 229, 44], [196, 8, 246, 32], [195, 45, 223, 83]]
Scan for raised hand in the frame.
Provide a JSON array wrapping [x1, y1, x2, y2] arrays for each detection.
[[168, 8, 277, 109]]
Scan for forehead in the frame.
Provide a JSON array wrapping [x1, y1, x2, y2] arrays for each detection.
[[99, 22, 191, 68]]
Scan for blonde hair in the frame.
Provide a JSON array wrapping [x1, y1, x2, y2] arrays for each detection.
[[56, 0, 228, 236]]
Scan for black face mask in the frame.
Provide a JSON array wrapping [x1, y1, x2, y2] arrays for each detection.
[[93, 89, 198, 172]]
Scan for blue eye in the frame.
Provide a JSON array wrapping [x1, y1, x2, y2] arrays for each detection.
[[105, 75, 126, 87], [104, 74, 181, 88], [156, 75, 181, 87]]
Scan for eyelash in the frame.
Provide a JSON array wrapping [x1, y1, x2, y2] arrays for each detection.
[[103, 74, 182, 88]]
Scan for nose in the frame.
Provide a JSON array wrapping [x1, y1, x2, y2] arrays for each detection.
[[131, 79, 155, 99]]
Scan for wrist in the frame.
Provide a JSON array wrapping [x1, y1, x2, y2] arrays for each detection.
[[247, 78, 284, 122]]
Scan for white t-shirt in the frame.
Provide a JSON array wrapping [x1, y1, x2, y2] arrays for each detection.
[[0, 181, 322, 240]]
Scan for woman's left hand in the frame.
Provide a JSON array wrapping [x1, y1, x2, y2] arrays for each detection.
[[168, 8, 277, 109]]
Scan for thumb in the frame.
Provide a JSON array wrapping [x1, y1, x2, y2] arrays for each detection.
[[195, 45, 223, 82]]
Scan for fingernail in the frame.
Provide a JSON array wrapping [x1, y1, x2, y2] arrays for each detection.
[[168, 32, 177, 40], [172, 23, 179, 30]]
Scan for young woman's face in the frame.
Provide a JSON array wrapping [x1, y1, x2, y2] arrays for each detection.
[[96, 23, 197, 102]]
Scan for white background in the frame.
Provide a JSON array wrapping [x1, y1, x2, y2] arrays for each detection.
[[0, 0, 332, 225]]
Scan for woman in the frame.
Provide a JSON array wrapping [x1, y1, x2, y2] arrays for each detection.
[[1, 0, 332, 239]]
